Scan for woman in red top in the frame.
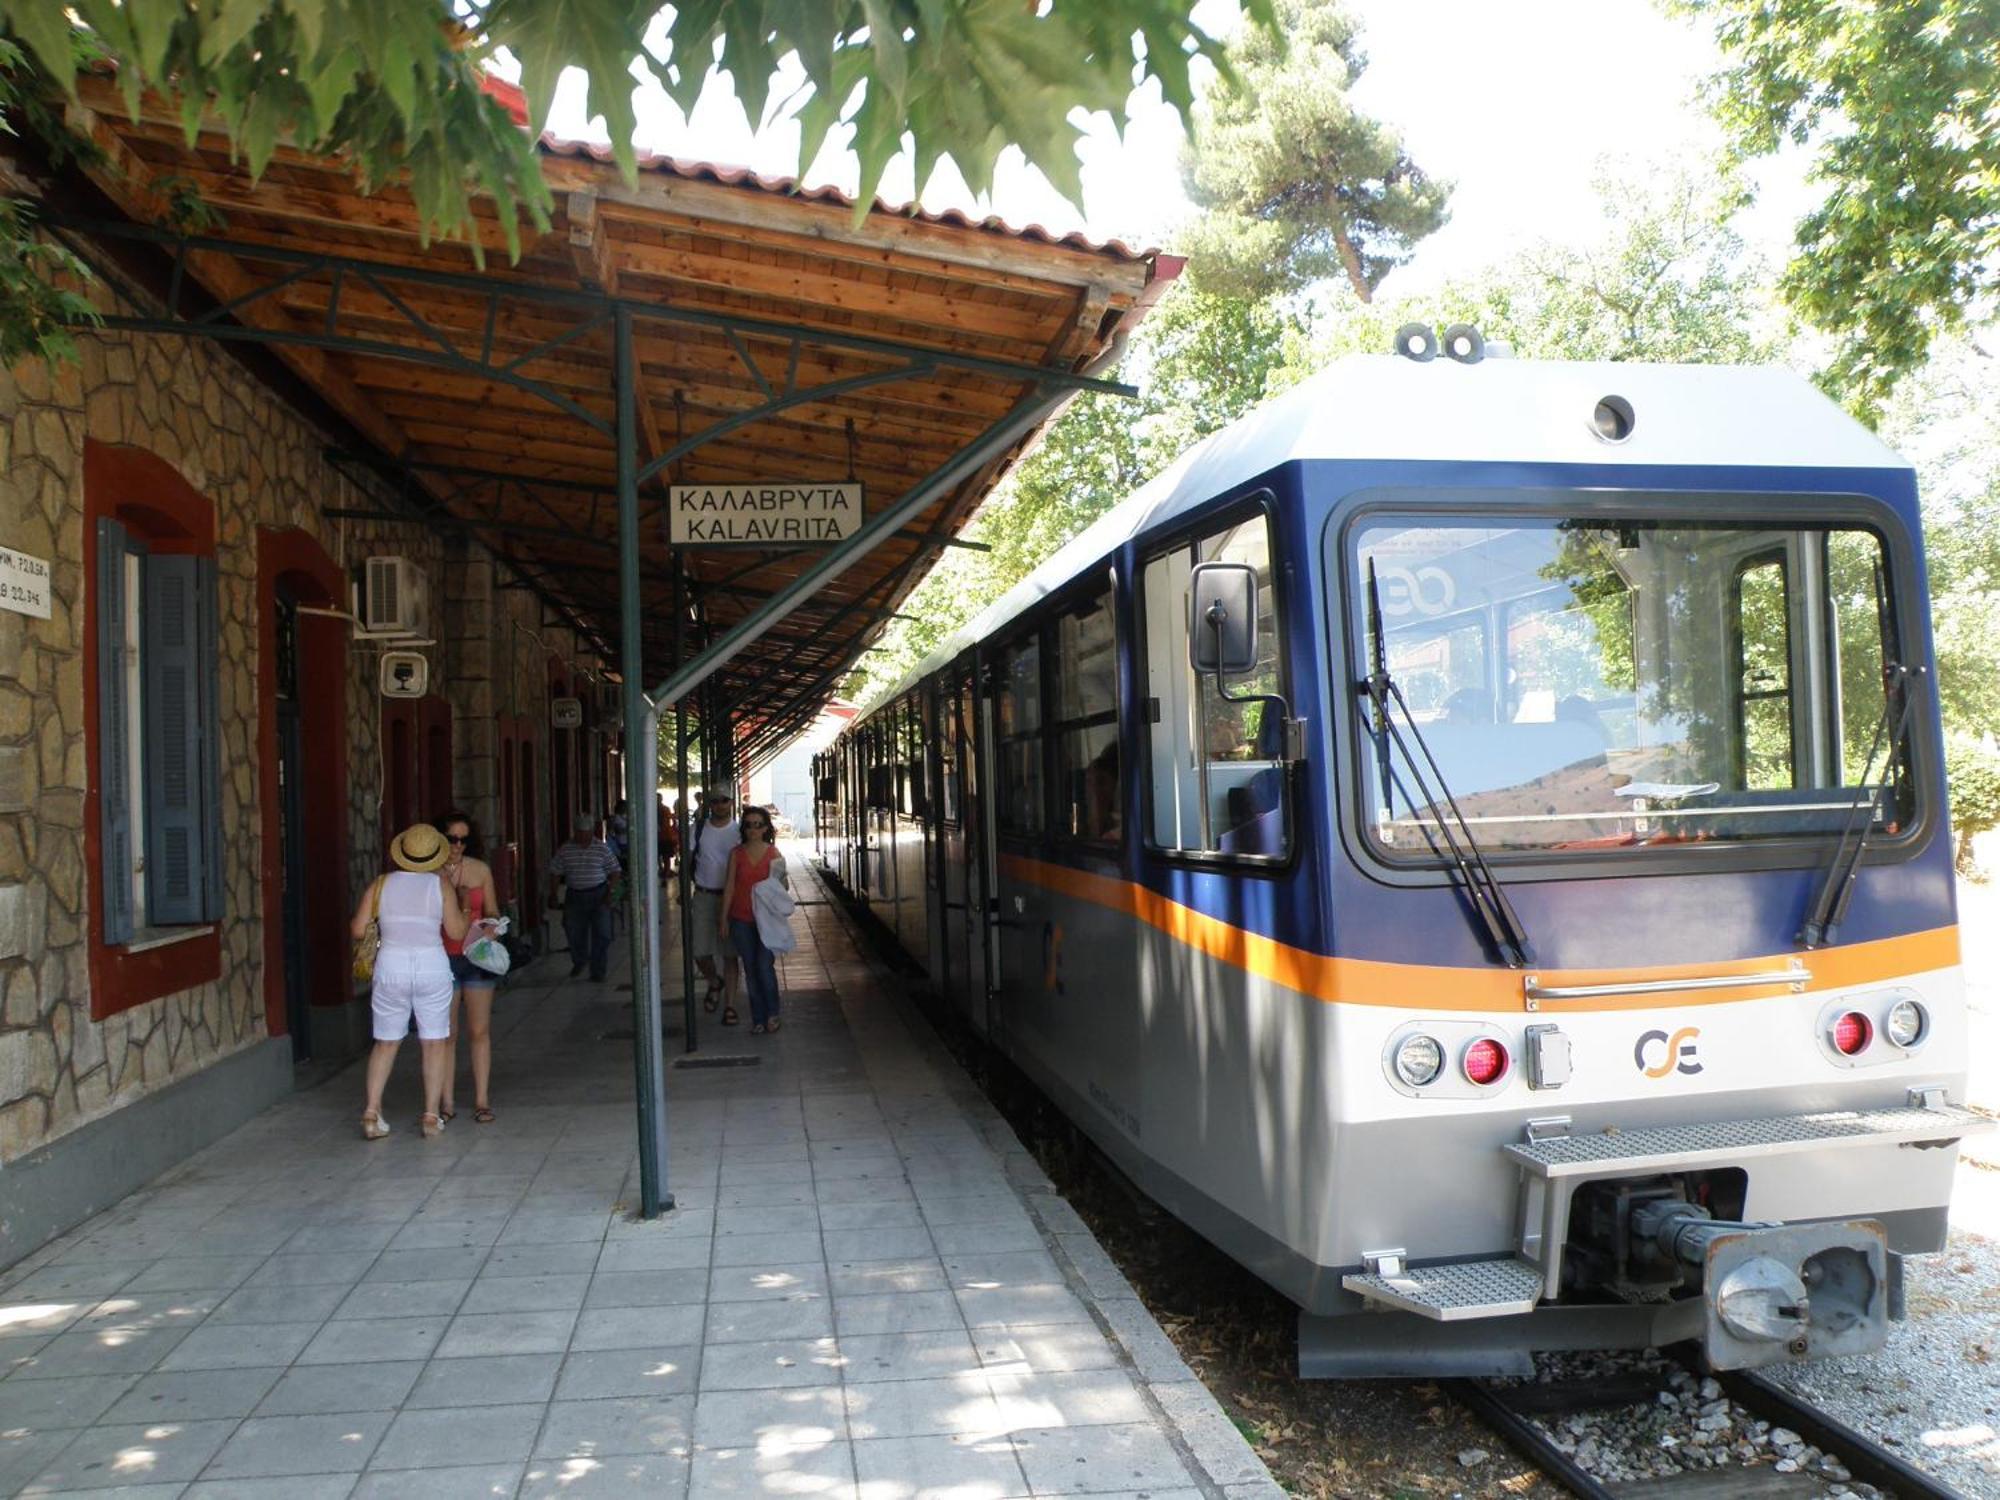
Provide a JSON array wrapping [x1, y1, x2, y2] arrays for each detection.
[[438, 810, 501, 1123], [717, 805, 786, 1034]]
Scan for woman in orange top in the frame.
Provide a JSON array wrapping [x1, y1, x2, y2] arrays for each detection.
[[717, 805, 786, 1034], [438, 810, 501, 1123]]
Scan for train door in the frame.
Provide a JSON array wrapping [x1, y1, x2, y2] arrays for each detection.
[[939, 664, 981, 1026], [922, 681, 948, 980], [989, 625, 1048, 1053]]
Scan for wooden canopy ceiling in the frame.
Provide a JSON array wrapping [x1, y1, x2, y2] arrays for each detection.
[[53, 79, 1175, 750]]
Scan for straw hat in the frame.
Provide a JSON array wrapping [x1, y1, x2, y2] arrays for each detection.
[[390, 823, 450, 872]]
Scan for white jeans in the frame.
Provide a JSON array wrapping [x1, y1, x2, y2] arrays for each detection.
[[371, 946, 454, 1042]]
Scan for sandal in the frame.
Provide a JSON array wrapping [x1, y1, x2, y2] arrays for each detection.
[[720, 1006, 740, 1027], [765, 1019, 781, 1034], [360, 1111, 390, 1141], [749, 1023, 766, 1035], [703, 979, 723, 1013], [474, 1106, 496, 1125], [419, 1112, 445, 1139], [438, 1107, 457, 1124]]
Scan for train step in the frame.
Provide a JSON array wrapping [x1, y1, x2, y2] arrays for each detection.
[[1341, 1255, 1543, 1320], [1502, 1101, 1989, 1180]]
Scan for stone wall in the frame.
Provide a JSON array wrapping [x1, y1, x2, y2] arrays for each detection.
[[0, 268, 607, 1171]]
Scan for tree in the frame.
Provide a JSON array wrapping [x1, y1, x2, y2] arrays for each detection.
[[1177, 0, 1448, 302], [1670, 0, 2000, 412], [1280, 163, 1777, 373], [0, 0, 1271, 365], [845, 284, 1303, 702]]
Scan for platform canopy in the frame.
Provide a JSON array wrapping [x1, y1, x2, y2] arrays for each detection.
[[50, 77, 1177, 756]]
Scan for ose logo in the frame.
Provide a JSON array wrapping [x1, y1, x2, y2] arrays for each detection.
[[1634, 1026, 1702, 1078]]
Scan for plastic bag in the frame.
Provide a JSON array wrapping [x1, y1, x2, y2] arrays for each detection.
[[464, 915, 512, 976]]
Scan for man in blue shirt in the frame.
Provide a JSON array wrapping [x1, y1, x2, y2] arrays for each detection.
[[550, 815, 621, 980]]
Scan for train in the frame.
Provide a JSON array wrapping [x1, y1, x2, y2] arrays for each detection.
[[810, 331, 1992, 1377]]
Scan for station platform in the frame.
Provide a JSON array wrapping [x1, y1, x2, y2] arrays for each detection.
[[0, 852, 1277, 1500]]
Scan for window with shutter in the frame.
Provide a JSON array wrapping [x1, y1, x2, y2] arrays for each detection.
[[143, 556, 206, 925], [95, 519, 136, 946]]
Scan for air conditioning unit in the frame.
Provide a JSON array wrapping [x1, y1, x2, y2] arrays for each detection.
[[361, 556, 429, 638]]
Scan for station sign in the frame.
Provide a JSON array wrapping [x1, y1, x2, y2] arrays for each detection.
[[668, 483, 863, 547], [0, 545, 51, 619]]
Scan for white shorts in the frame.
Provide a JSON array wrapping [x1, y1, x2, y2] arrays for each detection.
[[371, 948, 455, 1041]]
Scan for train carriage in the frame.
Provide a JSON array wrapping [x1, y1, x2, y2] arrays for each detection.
[[814, 343, 1991, 1377]]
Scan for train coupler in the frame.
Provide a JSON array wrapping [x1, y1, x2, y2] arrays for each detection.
[[1658, 1210, 1890, 1370]]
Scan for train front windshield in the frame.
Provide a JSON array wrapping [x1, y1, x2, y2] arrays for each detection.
[[1347, 512, 1920, 856]]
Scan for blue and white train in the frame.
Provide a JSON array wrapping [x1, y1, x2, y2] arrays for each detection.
[[813, 339, 1990, 1376]]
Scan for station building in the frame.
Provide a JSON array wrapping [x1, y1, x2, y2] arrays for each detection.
[[0, 78, 1173, 1263]]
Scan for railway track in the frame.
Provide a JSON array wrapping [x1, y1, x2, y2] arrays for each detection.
[[1449, 1356, 1973, 1500]]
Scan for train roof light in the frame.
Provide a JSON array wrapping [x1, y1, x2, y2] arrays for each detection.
[[1462, 1036, 1510, 1087], [1831, 1010, 1873, 1057], [1393, 1034, 1444, 1088]]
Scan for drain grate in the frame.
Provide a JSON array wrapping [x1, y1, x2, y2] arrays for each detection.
[[673, 1054, 763, 1069]]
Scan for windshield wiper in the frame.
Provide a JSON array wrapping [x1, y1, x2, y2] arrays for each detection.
[[1800, 657, 1923, 948], [1357, 559, 1535, 969]]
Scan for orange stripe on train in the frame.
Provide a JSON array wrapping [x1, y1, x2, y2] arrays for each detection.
[[996, 854, 1960, 1013]]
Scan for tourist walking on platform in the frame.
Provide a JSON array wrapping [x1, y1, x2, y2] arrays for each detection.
[[352, 824, 468, 1140], [719, 804, 788, 1034], [438, 810, 500, 1125], [689, 790, 742, 1023], [551, 815, 621, 981]]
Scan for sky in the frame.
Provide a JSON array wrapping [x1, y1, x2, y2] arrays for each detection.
[[539, 0, 1816, 297]]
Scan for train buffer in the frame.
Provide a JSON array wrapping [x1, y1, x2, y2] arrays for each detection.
[[1337, 1098, 1992, 1371]]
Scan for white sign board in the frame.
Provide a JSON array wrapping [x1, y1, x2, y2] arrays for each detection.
[[0, 546, 51, 619], [668, 483, 863, 546]]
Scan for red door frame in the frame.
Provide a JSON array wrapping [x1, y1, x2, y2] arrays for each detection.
[[256, 527, 349, 1037]]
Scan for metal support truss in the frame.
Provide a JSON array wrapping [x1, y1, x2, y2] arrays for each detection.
[[47, 212, 1139, 1223]]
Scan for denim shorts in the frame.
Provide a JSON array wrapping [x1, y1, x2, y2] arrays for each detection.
[[449, 952, 499, 988]]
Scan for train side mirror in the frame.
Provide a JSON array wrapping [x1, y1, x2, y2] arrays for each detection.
[[1190, 562, 1259, 676]]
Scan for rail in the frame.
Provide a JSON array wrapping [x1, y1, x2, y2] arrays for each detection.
[[1449, 1356, 1974, 1500]]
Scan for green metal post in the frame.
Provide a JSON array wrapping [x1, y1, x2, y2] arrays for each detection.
[[674, 557, 698, 1054], [616, 306, 671, 1216]]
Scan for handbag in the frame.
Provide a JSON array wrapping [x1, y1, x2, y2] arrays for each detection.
[[352, 879, 382, 982]]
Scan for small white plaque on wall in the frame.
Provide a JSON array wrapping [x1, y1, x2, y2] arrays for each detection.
[[0, 546, 51, 619]]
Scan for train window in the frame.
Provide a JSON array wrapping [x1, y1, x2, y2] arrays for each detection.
[[940, 685, 962, 826], [1348, 514, 1918, 856], [1142, 514, 1290, 858], [997, 635, 1045, 835], [1052, 588, 1122, 844], [1733, 555, 1794, 790]]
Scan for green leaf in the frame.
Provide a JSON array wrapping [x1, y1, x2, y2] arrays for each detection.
[[0, 3, 85, 96]]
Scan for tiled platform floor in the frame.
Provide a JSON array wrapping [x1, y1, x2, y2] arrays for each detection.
[[0, 853, 1276, 1500]]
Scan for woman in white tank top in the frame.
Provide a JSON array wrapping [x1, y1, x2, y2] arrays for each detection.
[[350, 824, 468, 1139]]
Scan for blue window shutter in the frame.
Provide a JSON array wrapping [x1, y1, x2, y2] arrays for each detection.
[[96, 519, 134, 946], [143, 554, 205, 925], [196, 556, 223, 922]]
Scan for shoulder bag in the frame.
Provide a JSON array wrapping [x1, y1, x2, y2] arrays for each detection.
[[352, 879, 383, 982]]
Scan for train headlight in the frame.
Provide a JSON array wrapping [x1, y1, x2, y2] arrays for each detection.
[[1393, 1034, 1445, 1088], [1884, 999, 1927, 1049]]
